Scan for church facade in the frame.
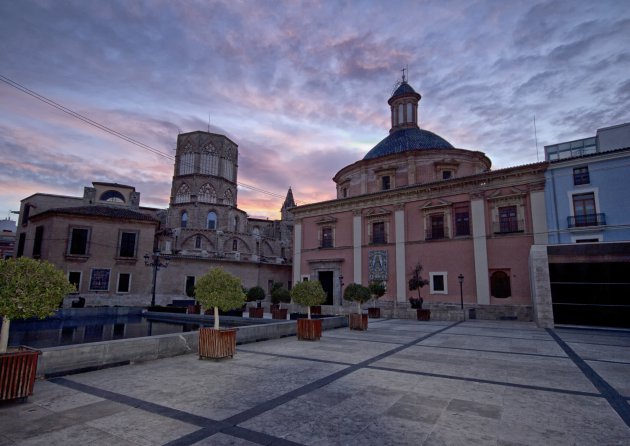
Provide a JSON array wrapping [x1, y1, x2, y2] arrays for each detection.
[[292, 78, 548, 321]]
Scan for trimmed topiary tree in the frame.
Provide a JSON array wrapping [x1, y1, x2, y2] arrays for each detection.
[[270, 284, 291, 306], [408, 262, 429, 301], [246, 285, 266, 303], [290, 280, 326, 319], [195, 268, 246, 330], [369, 280, 386, 303], [343, 283, 372, 314], [0, 258, 75, 353]]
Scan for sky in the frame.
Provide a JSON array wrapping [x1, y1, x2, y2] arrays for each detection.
[[1, 0, 629, 220]]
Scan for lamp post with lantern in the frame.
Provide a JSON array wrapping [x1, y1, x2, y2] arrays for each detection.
[[144, 251, 170, 307]]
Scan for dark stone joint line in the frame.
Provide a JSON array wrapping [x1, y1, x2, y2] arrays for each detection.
[[366, 365, 602, 398], [547, 328, 630, 429], [237, 349, 354, 366]]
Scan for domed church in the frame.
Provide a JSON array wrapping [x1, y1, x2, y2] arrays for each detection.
[[291, 75, 548, 321]]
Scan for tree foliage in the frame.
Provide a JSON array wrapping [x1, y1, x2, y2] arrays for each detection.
[[270, 283, 291, 305], [0, 257, 74, 321], [343, 283, 372, 304], [368, 281, 386, 300], [246, 285, 265, 302], [290, 280, 326, 308], [195, 268, 246, 312], [408, 262, 429, 299]]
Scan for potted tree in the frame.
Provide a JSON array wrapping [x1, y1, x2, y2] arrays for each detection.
[[195, 268, 246, 359], [1, 258, 75, 401], [270, 284, 291, 320], [408, 262, 430, 321], [290, 280, 326, 341], [367, 280, 386, 318], [246, 285, 265, 318], [343, 283, 371, 330]]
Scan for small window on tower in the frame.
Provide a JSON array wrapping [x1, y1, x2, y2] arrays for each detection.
[[382, 176, 390, 191], [442, 171, 452, 180]]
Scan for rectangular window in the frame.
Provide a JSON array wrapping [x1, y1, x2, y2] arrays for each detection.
[[572, 192, 597, 226], [117, 273, 131, 293], [195, 235, 202, 249], [69, 227, 89, 255], [430, 272, 448, 294], [232, 239, 238, 251], [89, 268, 110, 291], [119, 232, 137, 258], [33, 225, 44, 257], [372, 222, 386, 244], [16, 233, 25, 257], [499, 206, 519, 233], [429, 215, 445, 239], [68, 271, 81, 293], [185, 276, 195, 297], [442, 171, 452, 180], [573, 166, 590, 185], [455, 210, 470, 236], [321, 227, 333, 248], [381, 176, 390, 191]]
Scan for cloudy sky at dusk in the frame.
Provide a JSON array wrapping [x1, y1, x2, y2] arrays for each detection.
[[1, 0, 629, 219]]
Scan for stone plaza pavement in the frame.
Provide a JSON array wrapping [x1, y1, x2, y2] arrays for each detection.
[[1, 319, 629, 445]]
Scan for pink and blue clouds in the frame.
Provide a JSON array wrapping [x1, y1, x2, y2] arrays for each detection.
[[1, 0, 629, 218]]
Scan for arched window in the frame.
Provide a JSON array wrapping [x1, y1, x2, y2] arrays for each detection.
[[198, 183, 216, 203], [234, 216, 239, 232], [181, 211, 188, 228], [200, 144, 219, 176], [490, 271, 511, 298], [195, 235, 202, 249], [175, 183, 191, 204], [252, 227, 260, 237], [179, 150, 195, 175], [100, 190, 125, 203], [207, 211, 217, 230]]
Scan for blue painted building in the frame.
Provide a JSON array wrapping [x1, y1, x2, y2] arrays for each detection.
[[541, 123, 630, 328]]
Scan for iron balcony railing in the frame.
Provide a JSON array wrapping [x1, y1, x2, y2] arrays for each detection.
[[567, 213, 606, 228]]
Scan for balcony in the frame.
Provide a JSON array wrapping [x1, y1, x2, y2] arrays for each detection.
[[493, 219, 525, 234], [567, 213, 606, 228]]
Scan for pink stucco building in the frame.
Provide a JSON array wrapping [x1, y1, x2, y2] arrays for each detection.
[[291, 78, 548, 320]]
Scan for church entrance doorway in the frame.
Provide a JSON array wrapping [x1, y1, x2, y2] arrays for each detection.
[[318, 271, 334, 305]]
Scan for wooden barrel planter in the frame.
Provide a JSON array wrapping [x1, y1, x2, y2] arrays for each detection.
[[309, 305, 322, 315], [198, 327, 237, 359], [297, 319, 322, 341], [0, 346, 40, 402], [417, 309, 431, 321], [367, 307, 381, 318], [349, 314, 368, 330], [272, 308, 288, 320], [248, 307, 264, 318]]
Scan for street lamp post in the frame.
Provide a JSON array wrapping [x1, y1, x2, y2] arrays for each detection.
[[458, 274, 464, 310], [144, 251, 170, 307]]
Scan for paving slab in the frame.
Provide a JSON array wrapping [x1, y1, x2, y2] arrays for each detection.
[[1, 319, 629, 445]]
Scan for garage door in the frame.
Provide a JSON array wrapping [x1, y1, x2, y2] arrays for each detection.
[[550, 262, 630, 328]]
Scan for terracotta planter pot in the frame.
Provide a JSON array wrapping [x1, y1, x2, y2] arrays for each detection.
[[310, 305, 322, 315], [349, 314, 368, 330], [0, 346, 40, 402], [272, 308, 288, 320], [297, 318, 322, 341], [367, 307, 381, 318], [417, 309, 431, 321], [198, 327, 237, 359], [248, 307, 264, 318]]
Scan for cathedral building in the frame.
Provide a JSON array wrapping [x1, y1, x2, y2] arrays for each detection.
[[292, 77, 548, 321], [14, 131, 294, 307]]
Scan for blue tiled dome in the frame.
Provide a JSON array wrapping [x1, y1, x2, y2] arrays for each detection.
[[363, 127, 454, 160], [391, 81, 419, 98]]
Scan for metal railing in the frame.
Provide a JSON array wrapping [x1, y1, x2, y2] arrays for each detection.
[[567, 213, 606, 228]]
